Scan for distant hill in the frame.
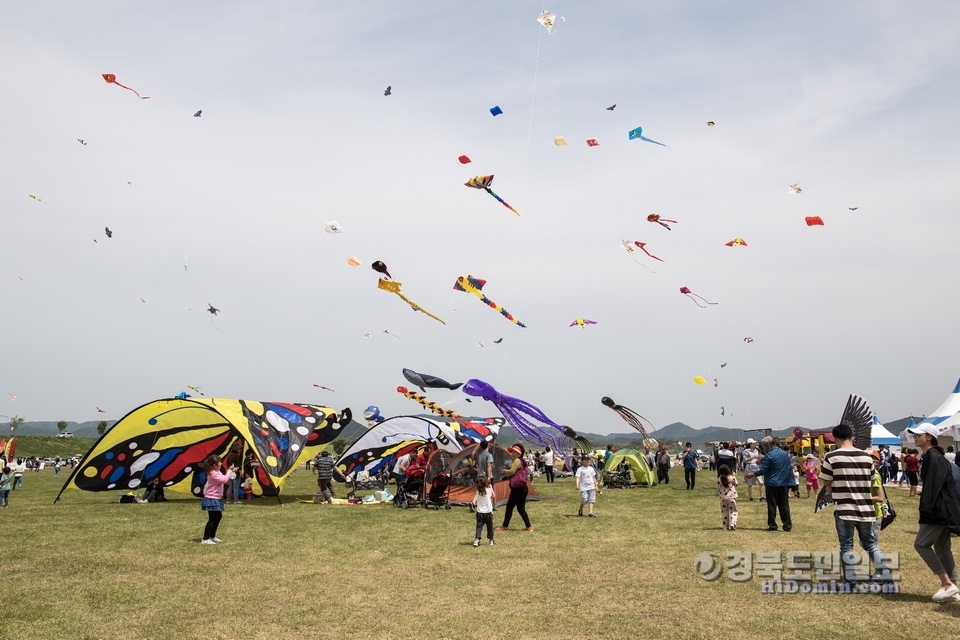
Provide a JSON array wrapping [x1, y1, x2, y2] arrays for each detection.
[[7, 413, 923, 449], [9, 420, 113, 438], [9, 418, 368, 442]]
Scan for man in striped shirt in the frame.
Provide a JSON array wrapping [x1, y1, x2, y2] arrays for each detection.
[[819, 423, 890, 583]]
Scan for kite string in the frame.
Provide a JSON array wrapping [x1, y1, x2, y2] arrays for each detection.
[[500, 14, 544, 388], [742, 344, 764, 427], [554, 327, 581, 420]]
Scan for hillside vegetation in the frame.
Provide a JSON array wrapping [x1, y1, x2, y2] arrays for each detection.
[[4, 436, 96, 459]]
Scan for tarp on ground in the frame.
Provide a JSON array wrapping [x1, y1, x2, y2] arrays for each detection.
[[424, 444, 539, 507], [603, 448, 656, 487], [55, 398, 344, 502]]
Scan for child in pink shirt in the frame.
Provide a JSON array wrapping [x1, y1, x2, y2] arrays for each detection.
[[803, 455, 820, 498], [200, 454, 236, 545]]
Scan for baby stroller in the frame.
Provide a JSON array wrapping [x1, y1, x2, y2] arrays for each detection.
[[603, 468, 634, 489], [424, 471, 452, 510], [393, 473, 425, 509]]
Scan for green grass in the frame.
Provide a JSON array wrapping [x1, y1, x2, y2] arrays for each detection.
[[2, 468, 956, 640], [4, 435, 96, 459]]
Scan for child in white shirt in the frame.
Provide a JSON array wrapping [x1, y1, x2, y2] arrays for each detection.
[[575, 456, 599, 517], [473, 476, 495, 546]]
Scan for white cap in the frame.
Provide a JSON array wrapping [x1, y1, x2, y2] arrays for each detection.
[[746, 438, 757, 444], [907, 424, 940, 438]]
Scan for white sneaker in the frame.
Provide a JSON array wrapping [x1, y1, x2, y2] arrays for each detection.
[[212, 537, 223, 543], [200, 539, 216, 545], [933, 585, 959, 601], [473, 540, 480, 547], [489, 539, 495, 546]]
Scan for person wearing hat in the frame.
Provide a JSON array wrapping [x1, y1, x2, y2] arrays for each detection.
[[742, 439, 764, 502], [315, 450, 345, 503], [496, 444, 533, 532], [803, 454, 821, 499], [909, 424, 960, 601]]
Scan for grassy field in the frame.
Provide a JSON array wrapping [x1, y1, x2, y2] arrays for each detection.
[[4, 435, 95, 459], [3, 466, 959, 640]]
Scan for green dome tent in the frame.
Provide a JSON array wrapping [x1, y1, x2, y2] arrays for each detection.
[[603, 448, 656, 487]]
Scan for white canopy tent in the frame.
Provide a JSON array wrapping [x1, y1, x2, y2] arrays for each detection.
[[870, 415, 900, 447]]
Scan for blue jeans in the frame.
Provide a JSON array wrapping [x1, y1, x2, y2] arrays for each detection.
[[226, 475, 241, 502], [835, 513, 889, 581]]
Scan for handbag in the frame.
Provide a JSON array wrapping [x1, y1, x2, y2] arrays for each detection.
[[509, 461, 528, 489], [880, 498, 897, 530]]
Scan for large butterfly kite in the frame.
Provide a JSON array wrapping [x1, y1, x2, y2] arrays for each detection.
[[55, 398, 349, 502]]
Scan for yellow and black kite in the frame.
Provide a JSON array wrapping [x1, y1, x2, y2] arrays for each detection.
[[55, 398, 346, 502]]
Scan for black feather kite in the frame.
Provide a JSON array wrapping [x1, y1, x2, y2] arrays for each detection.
[[838, 394, 873, 450]]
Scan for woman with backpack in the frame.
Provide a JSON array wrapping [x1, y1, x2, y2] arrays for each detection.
[[496, 444, 533, 532]]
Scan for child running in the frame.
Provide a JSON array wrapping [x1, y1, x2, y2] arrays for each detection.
[[717, 464, 738, 530], [200, 455, 236, 545], [473, 476, 495, 547], [576, 455, 598, 518]]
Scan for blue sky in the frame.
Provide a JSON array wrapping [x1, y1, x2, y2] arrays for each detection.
[[1, 2, 958, 435]]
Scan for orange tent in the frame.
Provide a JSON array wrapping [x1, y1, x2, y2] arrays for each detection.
[[424, 444, 539, 507]]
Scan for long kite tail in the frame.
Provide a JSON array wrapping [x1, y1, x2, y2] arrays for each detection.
[[638, 135, 669, 149], [397, 387, 461, 420], [395, 291, 447, 324], [499, 404, 558, 449], [455, 277, 526, 327], [103, 74, 150, 99], [491, 390, 571, 451], [115, 82, 149, 99], [616, 407, 652, 442], [631, 257, 655, 272], [378, 278, 446, 324], [602, 396, 655, 443], [485, 188, 520, 216], [476, 291, 526, 327]]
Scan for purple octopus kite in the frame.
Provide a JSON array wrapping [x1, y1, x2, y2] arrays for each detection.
[[462, 379, 591, 453]]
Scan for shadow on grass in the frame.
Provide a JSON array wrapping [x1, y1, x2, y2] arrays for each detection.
[[700, 526, 782, 531]]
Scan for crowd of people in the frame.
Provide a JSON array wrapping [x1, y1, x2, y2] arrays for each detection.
[[10, 426, 960, 602]]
